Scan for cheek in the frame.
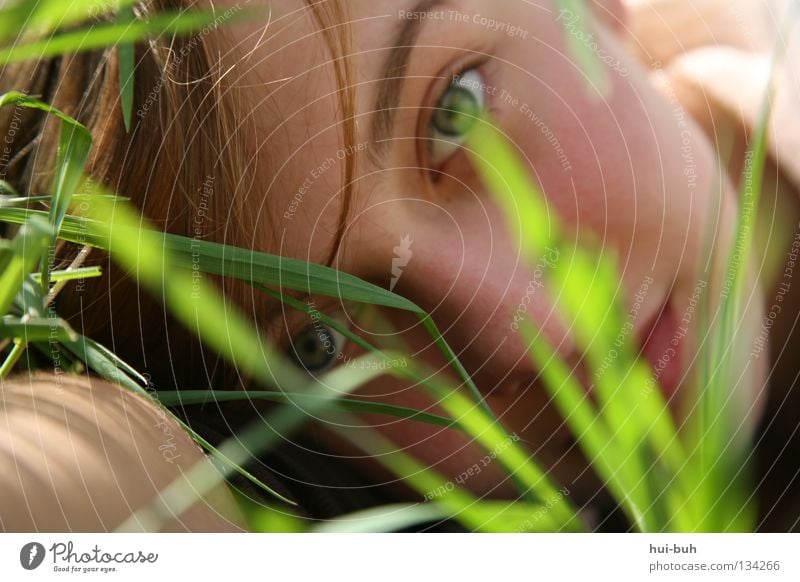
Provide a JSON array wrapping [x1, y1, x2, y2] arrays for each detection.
[[348, 371, 515, 497], [345, 334, 518, 498], [342, 195, 581, 384], [494, 32, 726, 287], [267, 144, 349, 263], [347, 315, 600, 502]]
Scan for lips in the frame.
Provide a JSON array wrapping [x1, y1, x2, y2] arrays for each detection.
[[639, 300, 684, 402]]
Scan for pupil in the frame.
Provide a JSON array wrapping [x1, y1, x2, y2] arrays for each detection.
[[435, 85, 480, 137], [291, 326, 336, 372], [300, 336, 317, 355]]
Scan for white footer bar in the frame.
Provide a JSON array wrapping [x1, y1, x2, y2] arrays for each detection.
[[1, 533, 797, 581]]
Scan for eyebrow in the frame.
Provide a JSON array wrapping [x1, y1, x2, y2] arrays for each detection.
[[369, 0, 451, 161]]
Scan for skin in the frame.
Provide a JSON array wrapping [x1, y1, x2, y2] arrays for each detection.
[[211, 0, 767, 508]]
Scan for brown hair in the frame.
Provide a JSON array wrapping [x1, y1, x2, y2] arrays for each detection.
[[0, 0, 355, 389]]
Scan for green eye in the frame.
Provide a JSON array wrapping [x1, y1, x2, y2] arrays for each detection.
[[429, 68, 487, 165], [289, 323, 345, 373], [433, 85, 482, 137]]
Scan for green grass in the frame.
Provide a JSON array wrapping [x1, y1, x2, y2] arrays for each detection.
[[0, 0, 792, 532]]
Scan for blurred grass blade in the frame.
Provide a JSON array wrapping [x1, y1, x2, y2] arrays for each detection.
[[0, 180, 20, 196], [466, 500, 574, 533], [313, 503, 448, 533], [13, 276, 42, 318], [554, 0, 612, 96], [171, 416, 298, 508], [117, 354, 389, 531], [78, 196, 309, 391], [331, 420, 582, 532], [328, 422, 507, 532], [156, 389, 455, 429], [32, 265, 102, 283], [237, 500, 305, 533], [695, 5, 798, 531], [0, 0, 138, 44], [0, 0, 38, 43], [0, 9, 243, 65], [467, 116, 701, 530], [468, 120, 558, 259], [1, 193, 125, 208], [518, 318, 649, 531], [56, 336, 297, 506], [419, 370, 582, 528]]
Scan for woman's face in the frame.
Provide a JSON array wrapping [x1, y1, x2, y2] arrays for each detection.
[[215, 0, 766, 502]]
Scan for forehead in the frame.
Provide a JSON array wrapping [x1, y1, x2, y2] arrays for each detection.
[[219, 0, 557, 81], [208, 0, 572, 207], [215, 0, 561, 145]]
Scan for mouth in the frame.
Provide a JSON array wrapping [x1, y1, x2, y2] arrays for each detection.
[[638, 299, 684, 402]]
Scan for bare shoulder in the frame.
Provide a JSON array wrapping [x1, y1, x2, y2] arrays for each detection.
[[0, 374, 245, 532]]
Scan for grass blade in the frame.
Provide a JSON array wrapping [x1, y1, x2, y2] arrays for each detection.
[[0, 315, 77, 342], [61, 334, 148, 397], [0, 92, 92, 294], [116, 5, 135, 132], [0, 215, 51, 317]]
